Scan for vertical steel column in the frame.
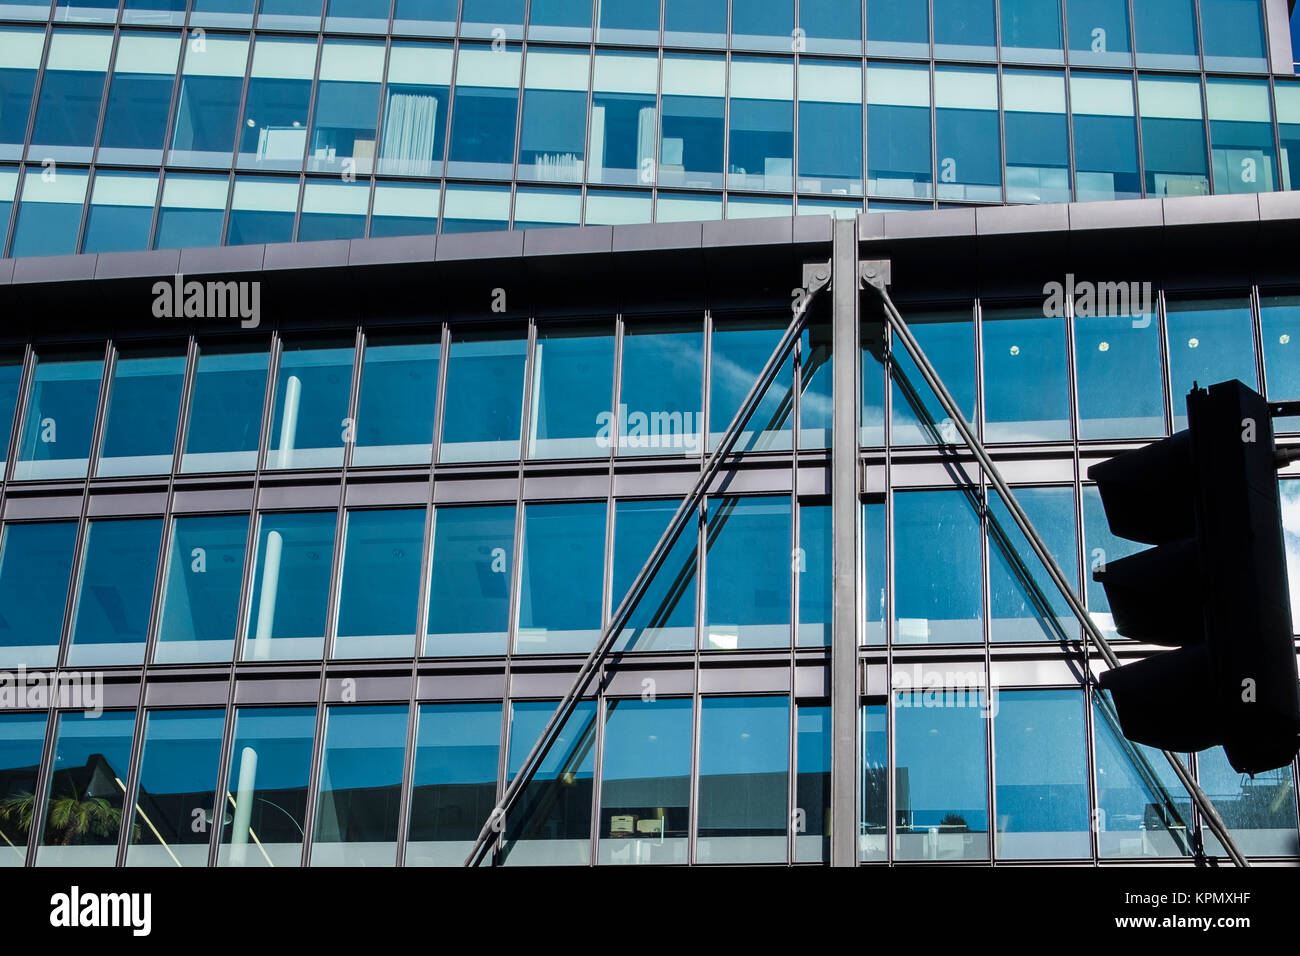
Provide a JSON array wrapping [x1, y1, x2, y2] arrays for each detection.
[[829, 217, 859, 866]]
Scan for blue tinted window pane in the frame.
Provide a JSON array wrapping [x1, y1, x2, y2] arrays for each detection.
[[598, 698, 692, 865], [379, 45, 450, 177], [441, 182, 510, 232], [170, 37, 248, 166], [981, 307, 1071, 442], [462, 0, 524, 37], [81, 174, 158, 254], [1165, 297, 1257, 430], [795, 704, 830, 862], [425, 505, 514, 657], [1082, 484, 1144, 639], [517, 501, 606, 654], [798, 503, 831, 648], [1199, 747, 1298, 857], [1285, 481, 1300, 633], [664, 0, 725, 46], [934, 0, 997, 58], [309, 42, 383, 176], [439, 332, 525, 463], [799, 321, 833, 448], [217, 706, 316, 866], [732, 0, 793, 50], [35, 711, 135, 867], [1261, 296, 1300, 404], [0, 35, 39, 155], [1004, 72, 1070, 203], [335, 508, 424, 659], [935, 68, 1001, 201], [125, 709, 224, 867], [1133, 0, 1199, 68], [590, 54, 657, 186], [1000, 0, 1062, 61], [259, 0, 322, 28], [97, 350, 185, 477], [1208, 79, 1277, 195], [661, 55, 725, 188], [30, 34, 110, 159], [1072, 74, 1140, 201], [866, 65, 932, 200], [192, 0, 255, 25], [238, 41, 315, 171], [617, 319, 703, 457], [0, 712, 46, 865], [1140, 77, 1209, 196], [894, 490, 982, 644], [894, 690, 989, 859], [698, 696, 788, 864], [995, 690, 1090, 859], [1074, 291, 1164, 438], [245, 511, 336, 661], [1094, 691, 1193, 857], [155, 175, 229, 249], [352, 336, 438, 467], [529, 326, 613, 460], [267, 340, 354, 470], [1068, 0, 1133, 66], [596, 0, 659, 44], [447, 47, 520, 178], [14, 353, 102, 481], [311, 705, 407, 866], [227, 178, 297, 245], [407, 702, 501, 866], [800, 0, 861, 53], [861, 319, 885, 445], [10, 173, 89, 258], [181, 342, 269, 473], [0, 357, 20, 465], [798, 62, 863, 196], [519, 82, 588, 183], [612, 499, 697, 652], [393, 0, 456, 32], [709, 316, 794, 452], [67, 518, 163, 667], [729, 58, 794, 192], [867, 0, 928, 55], [891, 310, 975, 446], [99, 36, 181, 163], [0, 521, 76, 669], [1201, 0, 1267, 70], [863, 501, 886, 645], [705, 496, 790, 650], [860, 704, 887, 860], [325, 0, 391, 31], [989, 487, 1078, 643], [155, 514, 249, 664], [530, 0, 591, 41], [505, 699, 596, 866]]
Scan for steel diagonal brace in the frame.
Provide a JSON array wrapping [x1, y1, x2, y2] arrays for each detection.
[[463, 260, 832, 867], [860, 260, 1248, 868]]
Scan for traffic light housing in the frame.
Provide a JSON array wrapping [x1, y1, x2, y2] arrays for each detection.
[[1090, 379, 1300, 776]]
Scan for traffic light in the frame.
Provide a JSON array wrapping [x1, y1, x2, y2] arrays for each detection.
[[1090, 379, 1300, 776]]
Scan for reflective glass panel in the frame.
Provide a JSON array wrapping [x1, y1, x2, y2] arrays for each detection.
[[155, 175, 229, 249], [867, 64, 931, 201], [697, 696, 788, 864], [1073, 282, 1163, 438], [393, 0, 456, 34], [310, 705, 408, 866], [1068, 0, 1132, 66], [795, 704, 831, 862], [1202, 0, 1267, 71], [380, 43, 451, 177], [1073, 73, 1142, 201], [14, 352, 102, 481], [704, 496, 791, 650], [1199, 748, 1299, 857], [298, 180, 368, 242], [867, 0, 928, 56], [863, 501, 886, 645], [1261, 295, 1300, 404], [29, 30, 112, 163], [893, 490, 982, 644], [99, 33, 182, 165], [237, 38, 316, 171], [1165, 297, 1257, 430], [935, 67, 1001, 202], [988, 486, 1078, 643], [800, 0, 861, 54], [266, 339, 355, 471], [799, 60, 863, 197], [462, 0, 524, 39], [35, 711, 135, 867], [0, 29, 42, 160], [617, 318, 703, 457], [664, 0, 725, 47], [353, 335, 439, 467], [125, 709, 224, 867], [981, 306, 1071, 443], [994, 690, 1090, 859], [334, 508, 425, 659], [406, 702, 501, 866], [97, 348, 185, 477], [0, 712, 46, 866], [446, 46, 521, 179], [517, 501, 606, 654], [1003, 70, 1070, 204], [1207, 79, 1277, 195], [709, 315, 794, 452], [425, 505, 515, 657], [438, 331, 525, 463], [82, 172, 158, 255], [890, 309, 975, 446], [1082, 484, 1144, 639], [894, 690, 990, 860], [596, 0, 660, 45], [1000, 0, 1063, 63], [519, 49, 588, 183], [155, 513, 249, 664], [590, 51, 657, 187], [529, 325, 614, 460], [181, 342, 269, 473], [598, 697, 692, 865], [611, 498, 697, 652], [798, 502, 831, 647], [728, 57, 794, 193], [860, 703, 887, 860], [67, 518, 163, 668], [933, 0, 996, 60], [504, 699, 596, 866], [1133, 0, 1199, 69], [217, 706, 316, 867], [308, 41, 384, 177], [530, 0, 591, 41], [370, 181, 440, 236], [0, 521, 76, 669], [1139, 75, 1209, 197], [0, 356, 21, 467], [169, 35, 248, 167], [10, 170, 89, 259], [660, 54, 725, 189], [244, 511, 336, 661], [227, 176, 298, 245]]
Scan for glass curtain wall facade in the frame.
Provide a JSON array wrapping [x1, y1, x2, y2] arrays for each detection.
[[0, 0, 1294, 254]]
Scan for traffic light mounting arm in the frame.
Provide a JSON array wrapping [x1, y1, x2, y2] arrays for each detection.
[[860, 262, 1250, 869]]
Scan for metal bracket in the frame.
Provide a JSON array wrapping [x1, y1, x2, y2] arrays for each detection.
[[859, 259, 892, 292], [803, 259, 832, 297]]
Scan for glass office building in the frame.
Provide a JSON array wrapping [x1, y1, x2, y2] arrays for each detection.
[[0, 0, 1297, 869]]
